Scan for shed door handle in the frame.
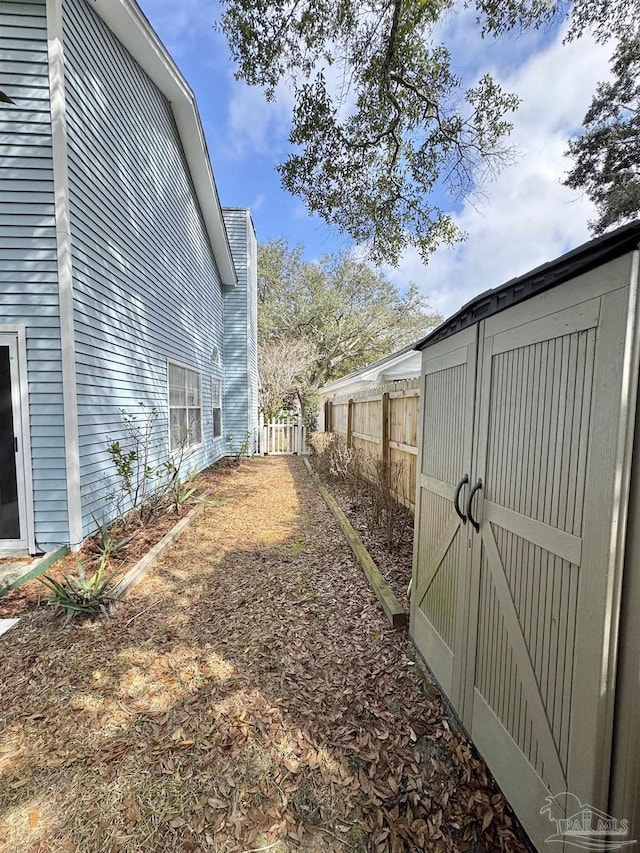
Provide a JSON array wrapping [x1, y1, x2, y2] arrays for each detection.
[[467, 478, 483, 532], [453, 474, 469, 523]]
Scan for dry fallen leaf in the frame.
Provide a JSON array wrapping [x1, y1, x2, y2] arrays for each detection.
[[0, 459, 528, 853]]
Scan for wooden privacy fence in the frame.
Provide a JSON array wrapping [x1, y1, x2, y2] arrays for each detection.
[[258, 412, 310, 456], [324, 378, 420, 509]]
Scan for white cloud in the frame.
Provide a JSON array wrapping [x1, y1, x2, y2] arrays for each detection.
[[250, 192, 266, 212], [383, 29, 612, 320], [225, 78, 295, 159], [223, 32, 360, 160], [138, 0, 219, 55]]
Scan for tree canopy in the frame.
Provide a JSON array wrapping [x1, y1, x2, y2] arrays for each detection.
[[258, 238, 441, 392], [563, 33, 640, 233], [221, 0, 520, 265], [219, 0, 640, 265]]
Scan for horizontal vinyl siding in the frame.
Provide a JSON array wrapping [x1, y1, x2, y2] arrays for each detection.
[[0, 0, 69, 549], [62, 0, 226, 535], [246, 216, 258, 448], [222, 208, 258, 454]]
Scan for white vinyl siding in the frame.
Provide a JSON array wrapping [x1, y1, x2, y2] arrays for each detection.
[[222, 208, 258, 455], [168, 362, 202, 451], [62, 0, 227, 533]]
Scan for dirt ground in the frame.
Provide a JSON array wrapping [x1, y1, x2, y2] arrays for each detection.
[[0, 458, 528, 852]]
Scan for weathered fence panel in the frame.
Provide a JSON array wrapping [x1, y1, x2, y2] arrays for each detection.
[[325, 378, 420, 509]]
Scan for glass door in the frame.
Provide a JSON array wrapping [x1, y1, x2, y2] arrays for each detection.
[[0, 338, 26, 548]]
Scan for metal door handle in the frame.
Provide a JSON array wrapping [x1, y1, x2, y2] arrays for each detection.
[[467, 478, 483, 532], [453, 474, 469, 523]]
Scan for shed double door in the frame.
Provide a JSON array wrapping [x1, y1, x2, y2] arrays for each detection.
[[412, 270, 637, 850]]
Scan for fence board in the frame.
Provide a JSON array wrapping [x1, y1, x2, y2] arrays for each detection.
[[258, 413, 310, 455], [324, 378, 420, 508]]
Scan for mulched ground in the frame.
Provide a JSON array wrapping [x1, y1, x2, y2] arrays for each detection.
[[0, 457, 528, 852], [0, 462, 237, 620], [311, 471, 414, 612]]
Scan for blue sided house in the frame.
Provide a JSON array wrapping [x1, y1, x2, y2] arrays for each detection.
[[0, 0, 259, 554]]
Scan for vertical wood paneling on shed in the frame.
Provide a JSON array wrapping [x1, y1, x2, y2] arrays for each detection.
[[416, 491, 451, 581], [223, 209, 256, 454], [0, 0, 69, 547], [416, 362, 467, 646], [475, 327, 598, 783], [61, 0, 227, 534], [423, 363, 465, 487], [422, 529, 459, 649]]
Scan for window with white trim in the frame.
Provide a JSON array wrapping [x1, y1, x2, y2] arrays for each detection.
[[212, 377, 222, 439], [168, 362, 202, 451]]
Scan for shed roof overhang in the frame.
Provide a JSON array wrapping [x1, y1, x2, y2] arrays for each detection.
[[319, 340, 422, 395], [416, 220, 640, 351], [90, 0, 238, 287]]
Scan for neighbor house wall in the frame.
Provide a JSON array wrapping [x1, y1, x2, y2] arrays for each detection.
[[0, 0, 70, 550], [222, 208, 258, 454], [61, 0, 227, 537]]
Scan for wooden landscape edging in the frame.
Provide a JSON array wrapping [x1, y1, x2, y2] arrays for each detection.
[[112, 493, 210, 600], [304, 459, 407, 629], [0, 546, 69, 598]]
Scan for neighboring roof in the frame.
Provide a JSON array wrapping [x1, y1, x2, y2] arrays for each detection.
[[416, 220, 640, 351], [91, 0, 237, 287], [320, 338, 422, 395]]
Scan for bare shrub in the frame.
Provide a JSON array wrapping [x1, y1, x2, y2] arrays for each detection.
[[368, 457, 413, 552], [310, 432, 358, 480], [310, 431, 333, 457], [311, 432, 412, 553]]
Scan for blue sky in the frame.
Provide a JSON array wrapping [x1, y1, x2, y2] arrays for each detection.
[[138, 0, 612, 319]]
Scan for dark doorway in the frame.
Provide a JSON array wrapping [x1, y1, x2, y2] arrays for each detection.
[[0, 346, 20, 540]]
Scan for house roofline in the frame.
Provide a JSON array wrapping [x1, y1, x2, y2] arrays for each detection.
[[91, 0, 237, 287], [222, 206, 257, 240]]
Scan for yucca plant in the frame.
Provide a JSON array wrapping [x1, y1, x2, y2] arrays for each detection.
[[170, 471, 197, 513], [39, 555, 122, 623], [89, 515, 135, 559]]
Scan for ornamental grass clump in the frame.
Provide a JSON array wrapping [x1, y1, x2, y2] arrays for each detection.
[[39, 554, 122, 623]]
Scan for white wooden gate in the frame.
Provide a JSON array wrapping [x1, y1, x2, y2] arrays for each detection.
[[412, 266, 638, 851], [258, 413, 309, 456]]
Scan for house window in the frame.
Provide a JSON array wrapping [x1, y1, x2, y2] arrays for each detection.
[[212, 378, 222, 439], [168, 361, 202, 451]]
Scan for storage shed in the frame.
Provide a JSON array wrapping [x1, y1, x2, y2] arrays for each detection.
[[411, 222, 640, 851]]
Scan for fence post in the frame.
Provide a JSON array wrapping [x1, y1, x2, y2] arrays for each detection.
[[326, 401, 332, 433], [347, 398, 354, 448], [258, 412, 263, 455], [296, 412, 303, 455], [382, 391, 390, 472]]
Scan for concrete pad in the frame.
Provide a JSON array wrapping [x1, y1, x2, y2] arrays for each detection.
[[0, 618, 19, 637], [0, 557, 36, 594]]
